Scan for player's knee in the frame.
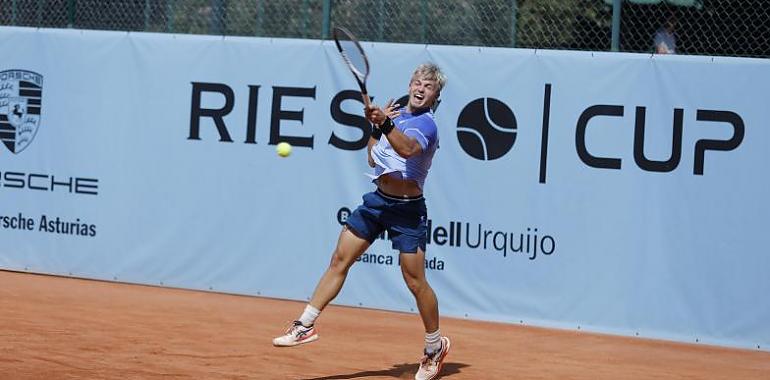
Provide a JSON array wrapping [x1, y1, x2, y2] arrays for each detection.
[[328, 248, 354, 273], [403, 274, 428, 295]]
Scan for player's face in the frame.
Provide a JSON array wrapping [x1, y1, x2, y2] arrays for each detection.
[[407, 75, 439, 112]]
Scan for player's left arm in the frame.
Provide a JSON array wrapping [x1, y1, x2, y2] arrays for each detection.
[[366, 135, 378, 167]]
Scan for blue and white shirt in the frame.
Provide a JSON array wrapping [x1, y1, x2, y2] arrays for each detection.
[[368, 108, 439, 190]]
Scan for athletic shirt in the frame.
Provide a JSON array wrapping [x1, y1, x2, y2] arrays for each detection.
[[367, 107, 439, 190]]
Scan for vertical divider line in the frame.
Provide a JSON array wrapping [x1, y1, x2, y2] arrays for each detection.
[[539, 83, 552, 184]]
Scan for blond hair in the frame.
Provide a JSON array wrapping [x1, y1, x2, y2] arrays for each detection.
[[412, 63, 447, 92]]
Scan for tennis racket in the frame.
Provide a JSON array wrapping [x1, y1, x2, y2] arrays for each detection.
[[332, 26, 371, 107]]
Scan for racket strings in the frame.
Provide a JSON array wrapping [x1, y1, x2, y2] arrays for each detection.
[[334, 28, 369, 81]]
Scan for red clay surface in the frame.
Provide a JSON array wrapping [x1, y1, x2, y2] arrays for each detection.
[[1, 270, 768, 379]]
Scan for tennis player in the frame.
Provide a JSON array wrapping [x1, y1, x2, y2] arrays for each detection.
[[272, 63, 449, 380]]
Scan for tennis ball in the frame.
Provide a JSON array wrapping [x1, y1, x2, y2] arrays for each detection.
[[276, 142, 292, 157]]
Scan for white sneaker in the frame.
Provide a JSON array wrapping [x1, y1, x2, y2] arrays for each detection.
[[415, 336, 451, 380], [272, 320, 319, 347]]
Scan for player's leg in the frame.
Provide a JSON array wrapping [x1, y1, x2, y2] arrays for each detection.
[[386, 195, 449, 365], [387, 197, 445, 355], [400, 249, 451, 380], [273, 192, 383, 347], [272, 226, 370, 347], [399, 249, 439, 333], [308, 225, 371, 311]]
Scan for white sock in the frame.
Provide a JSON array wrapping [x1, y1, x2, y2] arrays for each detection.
[[298, 304, 320, 327], [425, 329, 442, 355]]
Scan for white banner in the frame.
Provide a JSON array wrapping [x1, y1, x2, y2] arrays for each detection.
[[1, 26, 768, 351]]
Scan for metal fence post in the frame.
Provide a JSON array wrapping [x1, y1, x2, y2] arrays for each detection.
[[166, 0, 174, 33], [510, 0, 517, 48], [67, 0, 76, 28], [303, 0, 310, 38], [37, 0, 43, 26], [322, 0, 332, 39], [210, 0, 225, 35], [420, 0, 427, 43], [377, 0, 384, 41], [611, 0, 621, 51], [144, 0, 151, 31], [255, 0, 262, 36]]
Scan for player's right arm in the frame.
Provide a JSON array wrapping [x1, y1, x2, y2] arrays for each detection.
[[380, 127, 423, 158], [365, 100, 425, 158]]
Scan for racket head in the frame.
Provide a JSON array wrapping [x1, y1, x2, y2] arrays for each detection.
[[332, 26, 370, 90]]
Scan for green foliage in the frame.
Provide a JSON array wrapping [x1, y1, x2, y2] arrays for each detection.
[[0, 0, 766, 56]]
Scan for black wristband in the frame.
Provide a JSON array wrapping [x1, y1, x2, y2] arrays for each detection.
[[379, 118, 395, 135], [370, 125, 383, 140]]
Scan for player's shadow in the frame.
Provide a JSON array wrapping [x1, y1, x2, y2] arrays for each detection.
[[299, 362, 468, 379]]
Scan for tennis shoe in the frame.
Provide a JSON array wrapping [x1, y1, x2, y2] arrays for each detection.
[[415, 336, 451, 380], [272, 320, 319, 347]]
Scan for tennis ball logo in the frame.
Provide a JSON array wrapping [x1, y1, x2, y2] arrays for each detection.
[[456, 98, 517, 160]]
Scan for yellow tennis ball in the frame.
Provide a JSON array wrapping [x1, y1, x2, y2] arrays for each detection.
[[276, 142, 292, 157]]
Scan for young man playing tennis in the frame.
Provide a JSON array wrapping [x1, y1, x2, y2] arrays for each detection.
[[273, 63, 450, 380]]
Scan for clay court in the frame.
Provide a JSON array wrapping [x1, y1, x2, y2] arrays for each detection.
[[1, 270, 768, 379]]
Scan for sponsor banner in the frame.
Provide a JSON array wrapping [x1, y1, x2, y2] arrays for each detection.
[[1, 26, 768, 350]]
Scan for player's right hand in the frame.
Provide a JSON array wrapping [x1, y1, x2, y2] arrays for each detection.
[[365, 99, 400, 126]]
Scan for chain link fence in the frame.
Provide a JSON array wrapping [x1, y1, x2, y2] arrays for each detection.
[[1, 0, 767, 58], [621, 0, 769, 57]]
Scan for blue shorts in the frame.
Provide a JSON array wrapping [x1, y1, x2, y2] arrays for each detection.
[[345, 189, 428, 253]]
